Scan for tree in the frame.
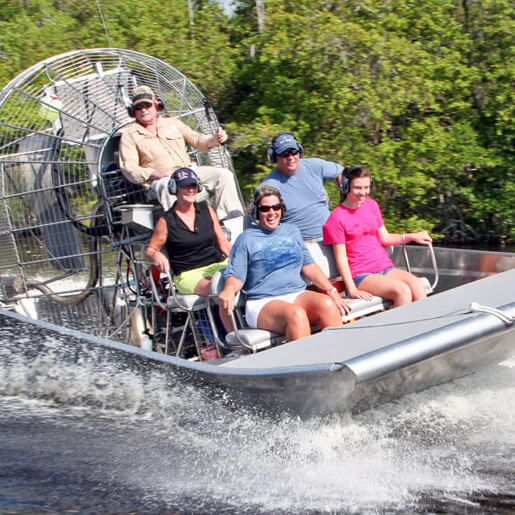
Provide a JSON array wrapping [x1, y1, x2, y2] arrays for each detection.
[[225, 0, 514, 244]]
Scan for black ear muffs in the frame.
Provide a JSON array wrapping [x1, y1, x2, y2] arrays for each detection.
[[168, 174, 203, 195], [266, 132, 304, 163], [339, 165, 374, 194], [128, 98, 164, 118]]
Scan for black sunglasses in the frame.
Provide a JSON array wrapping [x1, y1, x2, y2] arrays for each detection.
[[134, 102, 153, 110], [258, 203, 282, 213], [278, 149, 300, 158]]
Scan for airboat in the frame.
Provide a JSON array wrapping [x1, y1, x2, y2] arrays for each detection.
[[1, 48, 514, 417]]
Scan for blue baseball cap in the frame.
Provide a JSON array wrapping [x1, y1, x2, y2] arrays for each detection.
[[272, 133, 302, 155], [172, 167, 201, 188]]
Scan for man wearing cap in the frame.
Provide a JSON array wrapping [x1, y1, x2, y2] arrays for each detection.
[[260, 132, 344, 241], [119, 85, 244, 219]]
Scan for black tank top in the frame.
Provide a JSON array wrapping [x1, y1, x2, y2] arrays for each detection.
[[163, 201, 225, 275]]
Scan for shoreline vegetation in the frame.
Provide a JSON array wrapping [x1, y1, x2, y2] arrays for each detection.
[[0, 0, 513, 246]]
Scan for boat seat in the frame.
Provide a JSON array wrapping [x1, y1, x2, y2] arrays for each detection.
[[166, 292, 208, 311], [341, 295, 392, 323], [221, 214, 252, 242], [148, 268, 222, 360], [225, 328, 283, 351], [209, 271, 284, 353], [305, 240, 435, 322]]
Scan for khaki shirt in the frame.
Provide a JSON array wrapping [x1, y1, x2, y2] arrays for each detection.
[[119, 116, 213, 187]]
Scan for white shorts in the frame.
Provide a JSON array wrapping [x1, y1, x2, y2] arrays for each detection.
[[245, 290, 305, 329]]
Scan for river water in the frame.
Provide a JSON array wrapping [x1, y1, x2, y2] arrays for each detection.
[[1, 316, 514, 514]]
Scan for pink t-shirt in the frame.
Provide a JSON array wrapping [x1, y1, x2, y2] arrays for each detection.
[[323, 198, 394, 277]]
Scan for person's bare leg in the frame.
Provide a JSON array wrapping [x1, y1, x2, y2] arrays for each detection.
[[295, 290, 343, 329], [257, 300, 311, 341], [358, 274, 412, 307], [385, 269, 427, 301]]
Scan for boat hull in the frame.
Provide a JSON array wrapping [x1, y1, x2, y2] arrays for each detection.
[[2, 270, 514, 418]]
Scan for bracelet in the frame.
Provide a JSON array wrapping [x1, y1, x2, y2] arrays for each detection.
[[326, 287, 338, 295], [402, 233, 407, 244]]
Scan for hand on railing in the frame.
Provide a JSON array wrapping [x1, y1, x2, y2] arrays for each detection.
[[409, 230, 432, 246]]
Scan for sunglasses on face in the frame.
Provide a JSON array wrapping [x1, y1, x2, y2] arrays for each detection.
[[258, 203, 282, 213], [134, 103, 153, 111], [278, 149, 300, 158]]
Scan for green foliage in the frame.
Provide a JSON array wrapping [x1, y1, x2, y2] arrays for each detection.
[[1, 0, 513, 244], [225, 0, 514, 245]]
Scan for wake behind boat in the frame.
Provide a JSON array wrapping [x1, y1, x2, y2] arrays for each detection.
[[1, 49, 514, 417]]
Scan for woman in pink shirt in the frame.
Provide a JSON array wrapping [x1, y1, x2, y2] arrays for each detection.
[[323, 166, 432, 307]]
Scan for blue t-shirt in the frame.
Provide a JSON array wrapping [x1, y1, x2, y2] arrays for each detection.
[[223, 223, 314, 300], [261, 158, 343, 240]]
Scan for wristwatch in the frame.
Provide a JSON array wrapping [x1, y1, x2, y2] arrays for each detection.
[[326, 287, 338, 295]]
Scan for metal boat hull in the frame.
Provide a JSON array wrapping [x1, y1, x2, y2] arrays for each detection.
[[2, 267, 514, 418]]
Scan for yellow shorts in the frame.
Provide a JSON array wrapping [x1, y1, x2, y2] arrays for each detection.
[[174, 259, 228, 295]]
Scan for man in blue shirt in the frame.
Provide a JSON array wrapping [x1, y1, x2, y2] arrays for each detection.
[[260, 132, 344, 241]]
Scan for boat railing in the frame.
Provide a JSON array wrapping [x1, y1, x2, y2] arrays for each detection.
[[401, 242, 439, 293]]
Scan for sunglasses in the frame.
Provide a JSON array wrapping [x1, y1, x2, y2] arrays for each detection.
[[258, 203, 282, 213], [134, 102, 153, 110], [278, 149, 300, 158]]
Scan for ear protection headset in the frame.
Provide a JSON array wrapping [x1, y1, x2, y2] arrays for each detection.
[[266, 132, 305, 163], [339, 165, 374, 194], [250, 188, 287, 221], [167, 168, 203, 195], [127, 97, 164, 118]]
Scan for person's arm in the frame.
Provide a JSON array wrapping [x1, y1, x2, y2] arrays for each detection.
[[319, 158, 344, 181], [332, 244, 374, 301], [119, 132, 159, 184], [175, 118, 226, 152], [377, 226, 433, 246], [302, 263, 351, 314], [219, 276, 244, 315], [208, 205, 232, 257], [336, 173, 343, 190], [145, 217, 170, 274]]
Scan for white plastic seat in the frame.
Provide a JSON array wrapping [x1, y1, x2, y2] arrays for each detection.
[[304, 240, 435, 323], [341, 296, 392, 323], [209, 271, 284, 353]]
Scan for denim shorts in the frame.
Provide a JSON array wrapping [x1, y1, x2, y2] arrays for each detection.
[[353, 267, 395, 287]]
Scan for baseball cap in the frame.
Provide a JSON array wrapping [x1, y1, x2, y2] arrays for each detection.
[[272, 133, 302, 155], [172, 168, 201, 188], [131, 85, 156, 106]]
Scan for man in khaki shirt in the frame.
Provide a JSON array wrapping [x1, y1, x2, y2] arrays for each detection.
[[119, 86, 244, 218]]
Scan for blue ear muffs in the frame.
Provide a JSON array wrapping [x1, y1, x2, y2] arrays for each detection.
[[266, 132, 305, 163], [339, 166, 374, 194], [168, 177, 178, 195]]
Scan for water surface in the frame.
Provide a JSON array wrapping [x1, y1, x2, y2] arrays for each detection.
[[1, 317, 514, 513]]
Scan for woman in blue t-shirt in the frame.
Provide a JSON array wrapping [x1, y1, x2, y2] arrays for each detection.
[[219, 185, 349, 341]]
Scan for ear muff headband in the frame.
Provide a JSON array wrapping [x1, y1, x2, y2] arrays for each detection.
[[339, 165, 374, 194], [266, 132, 305, 163], [128, 98, 164, 118]]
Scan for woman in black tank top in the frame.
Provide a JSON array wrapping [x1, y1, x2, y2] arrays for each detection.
[[145, 168, 233, 330]]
